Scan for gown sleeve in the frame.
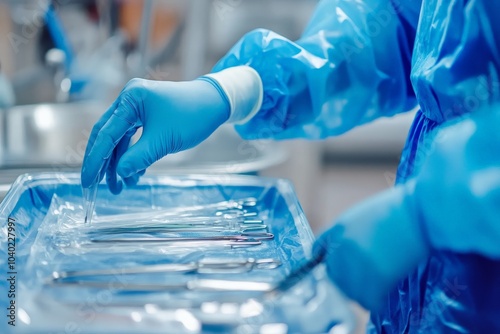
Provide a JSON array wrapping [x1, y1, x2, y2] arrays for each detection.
[[310, 106, 500, 311], [212, 0, 422, 139]]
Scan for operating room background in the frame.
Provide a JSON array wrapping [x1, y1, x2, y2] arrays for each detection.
[[0, 0, 413, 229], [0, 1, 415, 331]]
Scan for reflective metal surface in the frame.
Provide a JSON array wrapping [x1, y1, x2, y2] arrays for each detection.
[[1, 102, 102, 168], [0, 102, 286, 201]]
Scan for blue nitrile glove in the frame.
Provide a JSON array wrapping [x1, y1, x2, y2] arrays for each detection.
[[313, 183, 429, 311], [81, 78, 229, 194], [81, 66, 263, 193]]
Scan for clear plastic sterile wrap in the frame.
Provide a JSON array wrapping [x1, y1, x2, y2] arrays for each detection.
[[0, 173, 354, 333]]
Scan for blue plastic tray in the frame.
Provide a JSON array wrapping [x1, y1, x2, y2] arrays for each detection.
[[0, 173, 318, 333]]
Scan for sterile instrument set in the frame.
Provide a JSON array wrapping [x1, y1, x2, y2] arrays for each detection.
[[0, 174, 352, 333]]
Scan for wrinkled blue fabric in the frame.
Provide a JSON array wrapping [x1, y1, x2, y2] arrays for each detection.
[[214, 0, 500, 332], [213, 0, 420, 139]]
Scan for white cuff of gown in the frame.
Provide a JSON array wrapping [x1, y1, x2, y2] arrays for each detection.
[[203, 66, 263, 124]]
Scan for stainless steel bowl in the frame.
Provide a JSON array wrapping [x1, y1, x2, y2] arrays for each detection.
[[1, 102, 103, 168], [0, 101, 286, 174]]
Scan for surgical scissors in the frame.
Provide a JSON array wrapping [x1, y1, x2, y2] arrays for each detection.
[[50, 258, 282, 281]]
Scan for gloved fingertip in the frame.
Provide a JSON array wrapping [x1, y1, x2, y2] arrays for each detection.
[[106, 168, 123, 195], [81, 177, 91, 189], [108, 179, 123, 195], [117, 161, 134, 179], [123, 173, 140, 187]]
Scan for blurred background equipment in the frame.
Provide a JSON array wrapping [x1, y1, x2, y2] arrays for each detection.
[[0, 0, 412, 243], [0, 1, 416, 332]]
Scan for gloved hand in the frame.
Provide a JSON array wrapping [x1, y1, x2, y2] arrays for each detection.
[[81, 78, 229, 194], [312, 182, 430, 311], [81, 66, 263, 193], [312, 107, 500, 311]]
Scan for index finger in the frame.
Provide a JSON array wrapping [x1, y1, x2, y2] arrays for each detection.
[[83, 99, 119, 161], [81, 98, 138, 188]]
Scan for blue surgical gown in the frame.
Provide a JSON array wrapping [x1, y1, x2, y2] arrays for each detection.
[[213, 0, 500, 332]]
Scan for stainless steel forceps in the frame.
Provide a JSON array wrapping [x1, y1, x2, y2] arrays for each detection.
[[51, 258, 282, 282]]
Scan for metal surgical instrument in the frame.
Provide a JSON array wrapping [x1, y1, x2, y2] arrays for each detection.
[[86, 197, 260, 224], [88, 210, 260, 227], [48, 278, 276, 293], [50, 258, 282, 281], [71, 239, 264, 250], [83, 183, 98, 225], [47, 280, 276, 293], [89, 232, 275, 243], [85, 222, 268, 235]]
